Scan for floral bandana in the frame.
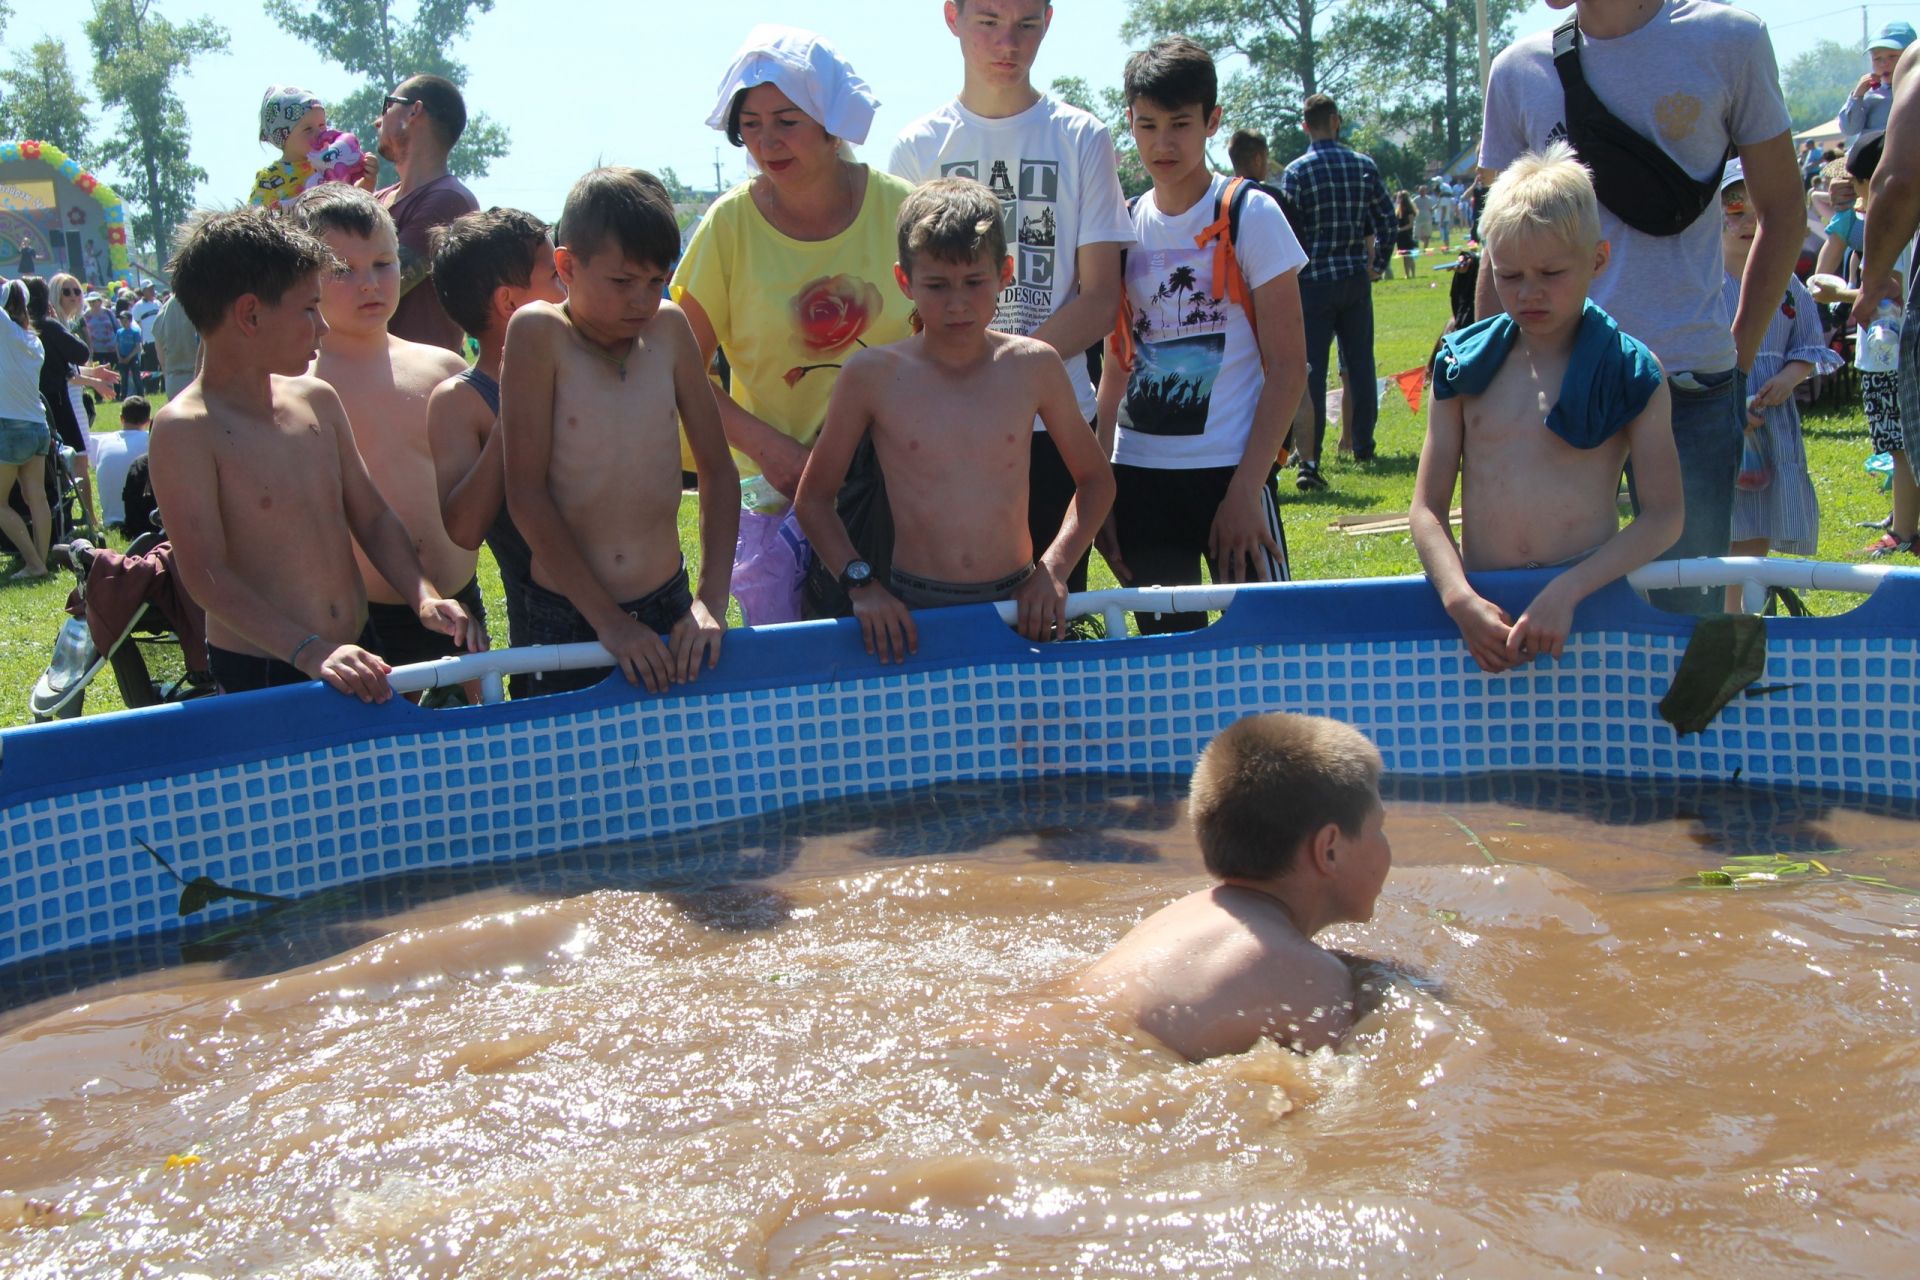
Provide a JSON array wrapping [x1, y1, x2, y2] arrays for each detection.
[[260, 86, 323, 146]]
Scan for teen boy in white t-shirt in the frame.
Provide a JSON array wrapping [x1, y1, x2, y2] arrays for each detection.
[[1095, 37, 1307, 635], [890, 0, 1133, 593]]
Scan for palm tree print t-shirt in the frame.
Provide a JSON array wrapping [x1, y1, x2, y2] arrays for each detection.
[[1114, 174, 1306, 470]]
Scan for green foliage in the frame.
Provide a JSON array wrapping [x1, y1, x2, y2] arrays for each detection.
[[85, 0, 229, 262], [262, 0, 511, 184], [1783, 40, 1867, 133], [0, 38, 93, 159]]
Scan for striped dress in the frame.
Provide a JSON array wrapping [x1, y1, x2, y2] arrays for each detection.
[[1721, 273, 1838, 556]]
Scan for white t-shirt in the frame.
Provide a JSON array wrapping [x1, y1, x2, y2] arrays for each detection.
[[88, 428, 148, 525], [130, 299, 161, 337], [0, 319, 45, 422], [890, 93, 1134, 423], [1114, 175, 1306, 470], [1480, 0, 1791, 374]]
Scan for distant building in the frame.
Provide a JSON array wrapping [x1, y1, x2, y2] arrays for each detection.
[[0, 139, 134, 287]]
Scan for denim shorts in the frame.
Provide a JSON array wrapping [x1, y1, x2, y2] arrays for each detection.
[[0, 417, 50, 466]]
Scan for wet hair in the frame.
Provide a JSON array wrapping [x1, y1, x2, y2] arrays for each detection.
[[167, 208, 335, 334], [555, 167, 681, 271], [1123, 36, 1217, 118], [1479, 142, 1602, 252], [1303, 93, 1339, 132], [290, 182, 395, 243], [1190, 713, 1383, 881], [431, 207, 551, 339], [896, 177, 1008, 275], [23, 275, 51, 325], [1228, 128, 1268, 171], [120, 395, 152, 426], [396, 74, 467, 149]]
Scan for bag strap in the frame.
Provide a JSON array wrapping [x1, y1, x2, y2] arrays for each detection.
[[1110, 193, 1145, 372]]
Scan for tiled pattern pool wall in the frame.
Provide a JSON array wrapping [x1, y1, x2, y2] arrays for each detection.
[[3, 573, 1917, 970]]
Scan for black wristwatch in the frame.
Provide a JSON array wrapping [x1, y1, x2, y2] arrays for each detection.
[[839, 559, 873, 593]]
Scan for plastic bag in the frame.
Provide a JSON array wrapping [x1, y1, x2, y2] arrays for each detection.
[[1736, 422, 1771, 492]]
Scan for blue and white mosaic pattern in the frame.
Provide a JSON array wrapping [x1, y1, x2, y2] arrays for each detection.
[[2, 574, 1916, 970]]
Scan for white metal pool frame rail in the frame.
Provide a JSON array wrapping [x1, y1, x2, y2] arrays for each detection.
[[385, 559, 1906, 706]]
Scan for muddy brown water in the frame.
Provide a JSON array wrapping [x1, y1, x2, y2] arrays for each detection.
[[1, 774, 1917, 1278]]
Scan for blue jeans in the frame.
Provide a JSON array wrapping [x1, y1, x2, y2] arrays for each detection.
[[1631, 367, 1745, 616], [1300, 275, 1379, 462]]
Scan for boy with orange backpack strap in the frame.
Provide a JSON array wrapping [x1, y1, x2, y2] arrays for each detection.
[[1095, 37, 1309, 634]]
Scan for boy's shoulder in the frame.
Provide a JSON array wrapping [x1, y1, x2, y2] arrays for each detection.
[[504, 299, 570, 343], [387, 331, 469, 378]]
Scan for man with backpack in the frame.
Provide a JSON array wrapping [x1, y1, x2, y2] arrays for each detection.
[[1476, 0, 1800, 615], [1094, 37, 1306, 635]]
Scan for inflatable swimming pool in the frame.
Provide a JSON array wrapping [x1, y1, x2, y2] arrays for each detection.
[[3, 562, 1915, 974]]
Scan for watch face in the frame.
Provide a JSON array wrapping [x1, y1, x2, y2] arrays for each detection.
[[845, 560, 871, 584]]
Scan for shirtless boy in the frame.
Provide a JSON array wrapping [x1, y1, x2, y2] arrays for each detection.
[[1074, 712, 1390, 1060], [794, 177, 1116, 662], [502, 167, 738, 696], [290, 185, 487, 671], [1410, 144, 1682, 674], [148, 209, 476, 701], [426, 208, 567, 678]]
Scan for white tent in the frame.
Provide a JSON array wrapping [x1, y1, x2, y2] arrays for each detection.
[[1796, 117, 1845, 146]]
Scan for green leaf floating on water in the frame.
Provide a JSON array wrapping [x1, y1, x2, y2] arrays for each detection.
[[1685, 852, 1920, 895], [1697, 871, 1735, 887]]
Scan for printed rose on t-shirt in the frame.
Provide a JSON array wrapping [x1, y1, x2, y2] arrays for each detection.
[[784, 274, 885, 389]]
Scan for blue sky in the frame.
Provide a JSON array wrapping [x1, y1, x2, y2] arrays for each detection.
[[0, 0, 1875, 223]]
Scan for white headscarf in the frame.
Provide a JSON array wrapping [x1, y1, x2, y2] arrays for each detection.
[[705, 25, 879, 158]]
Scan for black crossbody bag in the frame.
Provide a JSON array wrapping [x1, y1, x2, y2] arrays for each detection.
[[1552, 16, 1730, 237]]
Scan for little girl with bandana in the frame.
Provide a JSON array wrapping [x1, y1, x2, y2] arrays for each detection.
[[248, 86, 368, 210]]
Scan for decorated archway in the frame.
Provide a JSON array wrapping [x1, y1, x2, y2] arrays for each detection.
[[0, 140, 132, 286]]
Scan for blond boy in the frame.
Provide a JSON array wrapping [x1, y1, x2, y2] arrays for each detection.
[[291, 186, 487, 671], [1410, 144, 1682, 674], [148, 209, 475, 701], [794, 178, 1115, 662], [1074, 713, 1392, 1060], [502, 167, 739, 696]]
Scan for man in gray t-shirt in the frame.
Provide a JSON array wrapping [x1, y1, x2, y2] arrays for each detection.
[[1477, 0, 1800, 614]]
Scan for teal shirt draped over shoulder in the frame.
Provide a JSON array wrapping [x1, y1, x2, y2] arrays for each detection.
[[1429, 300, 1664, 449]]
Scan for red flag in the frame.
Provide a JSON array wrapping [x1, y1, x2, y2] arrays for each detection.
[[1394, 367, 1427, 416]]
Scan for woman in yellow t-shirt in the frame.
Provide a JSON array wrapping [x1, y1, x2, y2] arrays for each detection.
[[673, 26, 913, 626]]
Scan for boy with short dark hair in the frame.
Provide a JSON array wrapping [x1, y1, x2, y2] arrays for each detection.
[[1410, 145, 1682, 674], [502, 167, 738, 696], [1095, 37, 1308, 635], [890, 0, 1133, 596], [795, 177, 1115, 662], [149, 208, 477, 701], [426, 208, 567, 682], [1073, 712, 1391, 1060], [291, 184, 486, 675]]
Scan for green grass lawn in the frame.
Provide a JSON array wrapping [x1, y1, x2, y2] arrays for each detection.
[[0, 278, 1894, 728]]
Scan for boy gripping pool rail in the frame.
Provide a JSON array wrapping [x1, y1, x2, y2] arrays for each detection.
[[148, 209, 477, 702], [1073, 712, 1391, 1060], [502, 167, 739, 697], [794, 177, 1115, 663], [426, 208, 568, 685], [1410, 144, 1682, 675]]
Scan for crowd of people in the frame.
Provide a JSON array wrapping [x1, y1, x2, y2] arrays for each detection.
[[0, 0, 1904, 708]]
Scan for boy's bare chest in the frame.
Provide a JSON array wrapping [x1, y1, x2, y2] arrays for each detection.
[[214, 414, 340, 506], [552, 336, 676, 435], [326, 365, 439, 451]]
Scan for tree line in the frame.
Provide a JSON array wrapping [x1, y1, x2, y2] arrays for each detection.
[[0, 0, 506, 267]]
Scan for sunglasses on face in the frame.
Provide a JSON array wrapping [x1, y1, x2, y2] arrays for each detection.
[[61, 287, 80, 296], [382, 95, 413, 113]]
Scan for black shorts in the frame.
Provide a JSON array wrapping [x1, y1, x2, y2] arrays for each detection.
[[1111, 462, 1289, 635], [1029, 425, 1095, 595], [364, 576, 487, 669], [209, 623, 377, 695], [523, 564, 693, 697]]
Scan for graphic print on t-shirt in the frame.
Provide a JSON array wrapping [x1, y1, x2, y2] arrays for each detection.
[[1122, 249, 1229, 437], [940, 156, 1060, 335]]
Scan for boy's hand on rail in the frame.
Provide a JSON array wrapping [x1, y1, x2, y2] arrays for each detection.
[[1014, 562, 1070, 643], [670, 600, 726, 682], [1444, 592, 1516, 674], [308, 643, 394, 703], [851, 584, 917, 663], [1508, 581, 1575, 665], [598, 612, 674, 693]]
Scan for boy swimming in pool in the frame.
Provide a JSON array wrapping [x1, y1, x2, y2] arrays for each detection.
[[148, 209, 477, 701], [1073, 712, 1390, 1060], [795, 177, 1115, 661], [1409, 143, 1682, 675]]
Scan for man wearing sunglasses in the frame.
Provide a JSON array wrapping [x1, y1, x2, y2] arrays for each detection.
[[366, 74, 478, 354]]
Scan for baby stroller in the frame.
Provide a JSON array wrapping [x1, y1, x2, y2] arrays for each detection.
[[31, 531, 215, 721]]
